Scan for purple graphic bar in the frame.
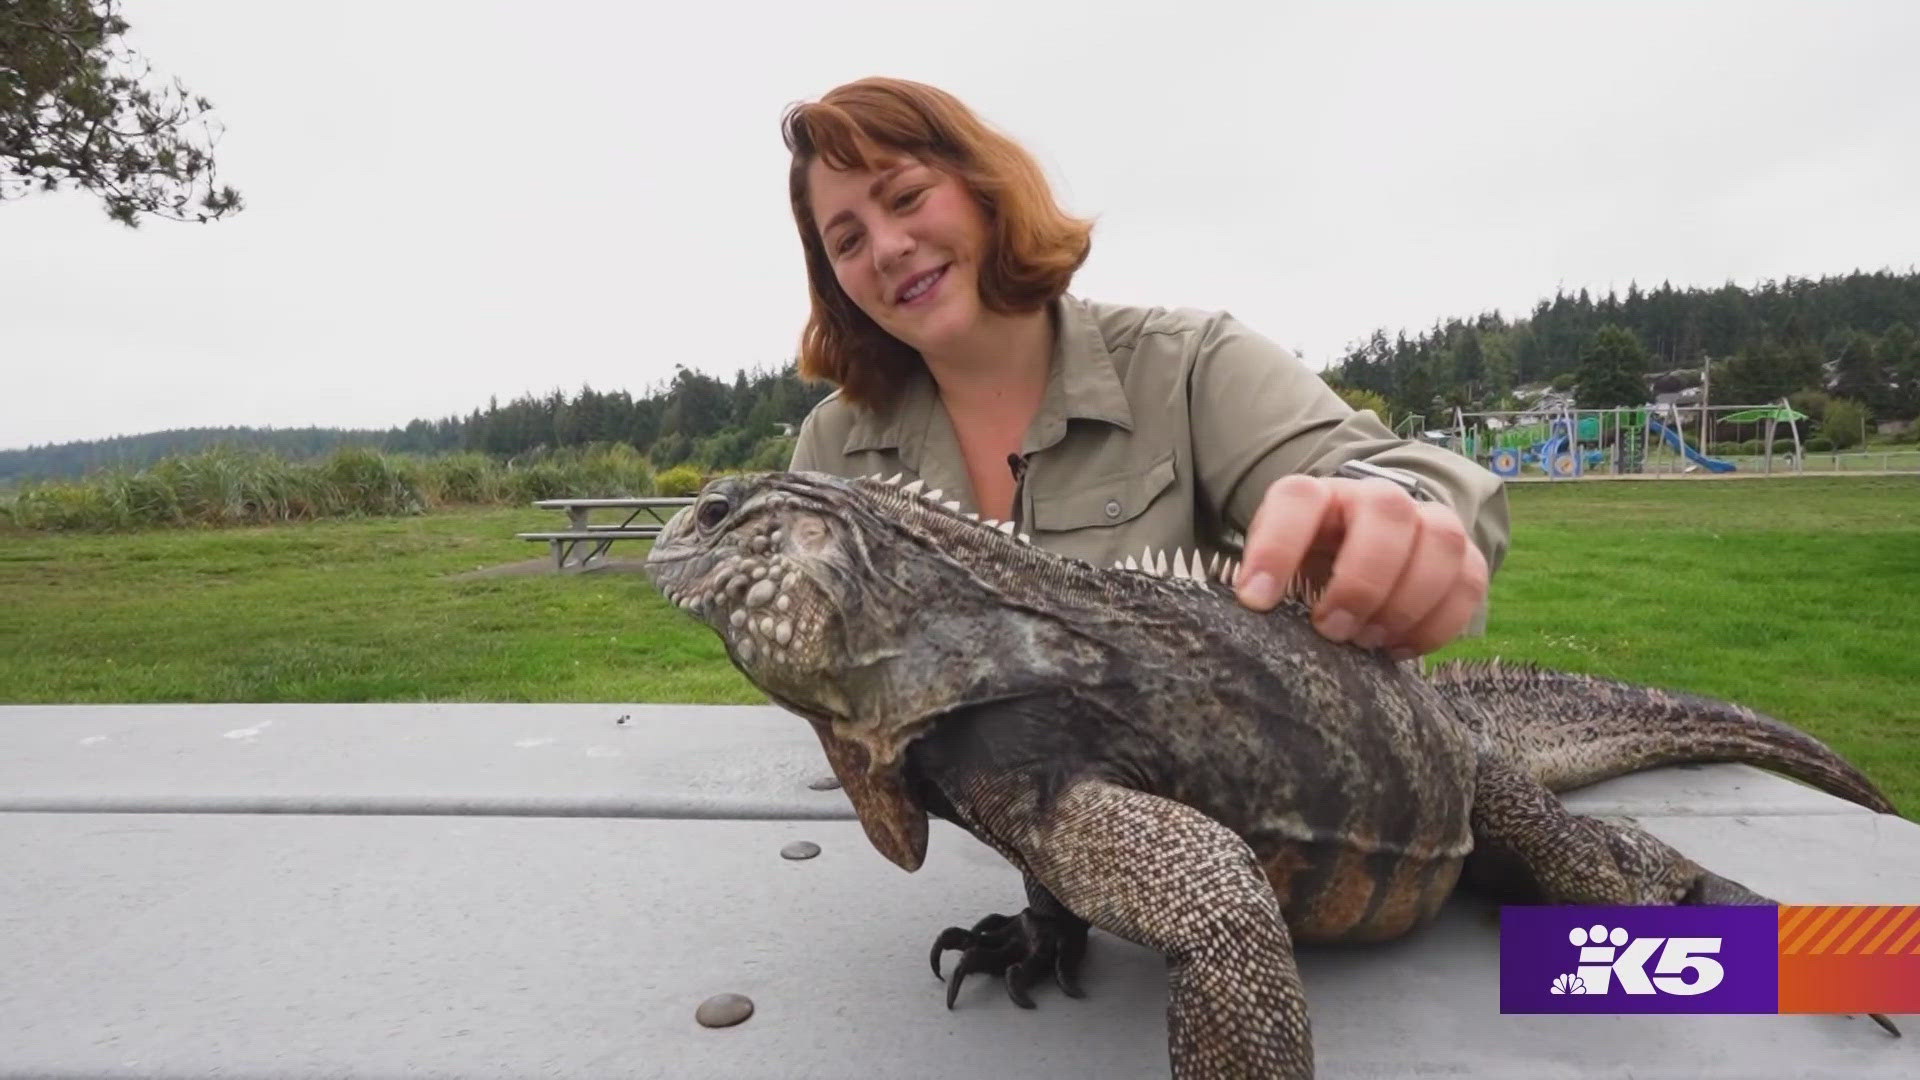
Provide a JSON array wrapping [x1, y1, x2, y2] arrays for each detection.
[[1500, 905, 1778, 1014]]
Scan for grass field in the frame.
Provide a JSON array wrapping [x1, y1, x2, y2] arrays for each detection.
[[1, 476, 1914, 814]]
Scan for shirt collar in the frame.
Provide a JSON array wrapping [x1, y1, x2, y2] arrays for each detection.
[[841, 294, 1133, 456]]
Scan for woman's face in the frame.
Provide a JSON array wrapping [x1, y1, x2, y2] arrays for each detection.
[[807, 155, 990, 356]]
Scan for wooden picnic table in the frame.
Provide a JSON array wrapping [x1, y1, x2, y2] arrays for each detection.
[[516, 496, 695, 571]]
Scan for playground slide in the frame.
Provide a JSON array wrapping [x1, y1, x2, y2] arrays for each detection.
[[1647, 418, 1736, 473]]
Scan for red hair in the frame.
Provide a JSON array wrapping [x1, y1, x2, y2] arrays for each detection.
[[783, 78, 1093, 407]]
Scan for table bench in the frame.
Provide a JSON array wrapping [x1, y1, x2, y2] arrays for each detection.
[[516, 496, 694, 570], [1, 702, 1914, 1078]]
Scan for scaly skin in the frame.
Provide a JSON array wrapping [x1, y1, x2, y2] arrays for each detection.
[[644, 471, 1901, 1078]]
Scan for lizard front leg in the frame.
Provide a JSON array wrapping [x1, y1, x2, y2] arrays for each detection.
[[931, 873, 1089, 1008], [968, 777, 1315, 1080]]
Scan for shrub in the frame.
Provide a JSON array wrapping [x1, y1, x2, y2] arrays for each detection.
[[8, 481, 116, 530], [1334, 387, 1392, 422], [103, 467, 184, 526], [656, 465, 707, 496], [5, 443, 668, 532], [1805, 436, 1833, 452], [319, 448, 424, 517], [1788, 390, 1831, 425], [565, 443, 656, 498], [505, 462, 575, 503], [418, 453, 500, 506], [688, 428, 762, 470], [650, 432, 692, 468], [1822, 399, 1867, 450], [744, 437, 795, 472]]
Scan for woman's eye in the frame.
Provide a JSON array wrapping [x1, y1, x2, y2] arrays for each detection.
[[833, 232, 860, 256], [894, 188, 925, 211]]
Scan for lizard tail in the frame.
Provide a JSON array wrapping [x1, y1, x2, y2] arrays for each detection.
[[1428, 660, 1897, 816]]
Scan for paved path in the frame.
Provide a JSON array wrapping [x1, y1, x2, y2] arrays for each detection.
[[3, 704, 1914, 1078]]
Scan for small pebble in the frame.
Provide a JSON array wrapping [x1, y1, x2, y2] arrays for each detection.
[[807, 775, 842, 791], [781, 841, 821, 861], [695, 992, 754, 1028]]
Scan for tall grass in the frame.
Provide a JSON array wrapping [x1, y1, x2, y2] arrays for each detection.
[[0, 443, 659, 531]]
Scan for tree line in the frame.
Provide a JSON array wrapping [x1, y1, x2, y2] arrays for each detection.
[[382, 363, 832, 472], [9, 272, 1918, 484], [3, 363, 832, 482], [1331, 269, 1920, 423]]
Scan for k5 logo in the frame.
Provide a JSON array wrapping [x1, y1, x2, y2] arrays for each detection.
[[1560, 923, 1725, 995], [1501, 906, 1778, 1015]]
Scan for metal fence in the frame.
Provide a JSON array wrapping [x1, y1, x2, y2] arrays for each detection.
[[1712, 450, 1920, 474]]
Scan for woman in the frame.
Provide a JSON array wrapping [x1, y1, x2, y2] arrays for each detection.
[[783, 77, 1507, 659]]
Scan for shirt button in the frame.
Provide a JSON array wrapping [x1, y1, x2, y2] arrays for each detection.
[[1104, 499, 1122, 519]]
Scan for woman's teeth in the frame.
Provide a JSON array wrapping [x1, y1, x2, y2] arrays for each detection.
[[901, 267, 944, 302]]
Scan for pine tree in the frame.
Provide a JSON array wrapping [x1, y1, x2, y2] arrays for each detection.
[[1831, 331, 1886, 418], [1, 1, 242, 225], [1575, 326, 1649, 408], [1879, 323, 1918, 420], [1451, 328, 1485, 401]]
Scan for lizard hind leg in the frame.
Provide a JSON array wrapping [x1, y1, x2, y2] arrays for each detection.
[[1467, 754, 1761, 908], [1468, 755, 1903, 1039]]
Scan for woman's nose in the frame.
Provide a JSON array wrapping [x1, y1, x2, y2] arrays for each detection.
[[870, 221, 916, 271]]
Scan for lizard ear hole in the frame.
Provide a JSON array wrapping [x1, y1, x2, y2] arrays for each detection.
[[784, 513, 832, 553], [696, 494, 732, 532]]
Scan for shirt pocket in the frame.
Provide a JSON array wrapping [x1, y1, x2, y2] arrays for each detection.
[[1028, 451, 1178, 534]]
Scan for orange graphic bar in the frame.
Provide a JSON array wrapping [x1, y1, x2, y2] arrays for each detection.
[[1834, 906, 1898, 956], [1863, 905, 1917, 955], [1778, 906, 1920, 1014]]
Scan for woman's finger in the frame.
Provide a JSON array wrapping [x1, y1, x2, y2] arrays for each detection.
[[1356, 501, 1469, 650], [1313, 480, 1421, 644], [1235, 475, 1338, 611]]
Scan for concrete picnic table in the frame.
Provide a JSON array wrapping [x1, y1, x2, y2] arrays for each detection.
[[2, 702, 1915, 1078], [516, 498, 694, 571]]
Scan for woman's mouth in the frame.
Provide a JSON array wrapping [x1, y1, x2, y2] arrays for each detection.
[[895, 265, 948, 306]]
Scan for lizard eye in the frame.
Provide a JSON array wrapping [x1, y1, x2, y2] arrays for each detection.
[[695, 494, 731, 532]]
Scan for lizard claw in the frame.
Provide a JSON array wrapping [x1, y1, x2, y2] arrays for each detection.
[[930, 925, 980, 979], [928, 908, 1088, 1010]]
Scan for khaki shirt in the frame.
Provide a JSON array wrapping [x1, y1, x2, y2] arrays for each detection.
[[790, 294, 1509, 605]]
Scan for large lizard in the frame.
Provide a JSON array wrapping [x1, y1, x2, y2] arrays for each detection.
[[642, 471, 1903, 1078]]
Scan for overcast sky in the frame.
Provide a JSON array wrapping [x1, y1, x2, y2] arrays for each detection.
[[4, 0, 1917, 450]]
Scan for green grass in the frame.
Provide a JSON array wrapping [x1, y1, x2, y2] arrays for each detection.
[[0, 508, 756, 705], [1435, 476, 1919, 815], [1, 476, 1914, 814]]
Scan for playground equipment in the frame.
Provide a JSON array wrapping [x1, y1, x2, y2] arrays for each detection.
[[1475, 408, 1614, 479], [1452, 400, 1802, 480], [1719, 404, 1808, 475], [1646, 416, 1736, 473]]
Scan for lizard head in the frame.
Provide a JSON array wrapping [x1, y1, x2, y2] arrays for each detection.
[[645, 469, 1033, 871], [645, 471, 856, 698]]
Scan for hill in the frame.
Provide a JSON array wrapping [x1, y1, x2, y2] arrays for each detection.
[[1331, 269, 1919, 424], [0, 426, 391, 483]]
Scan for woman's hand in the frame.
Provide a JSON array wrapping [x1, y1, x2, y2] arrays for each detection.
[[1233, 474, 1489, 659]]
